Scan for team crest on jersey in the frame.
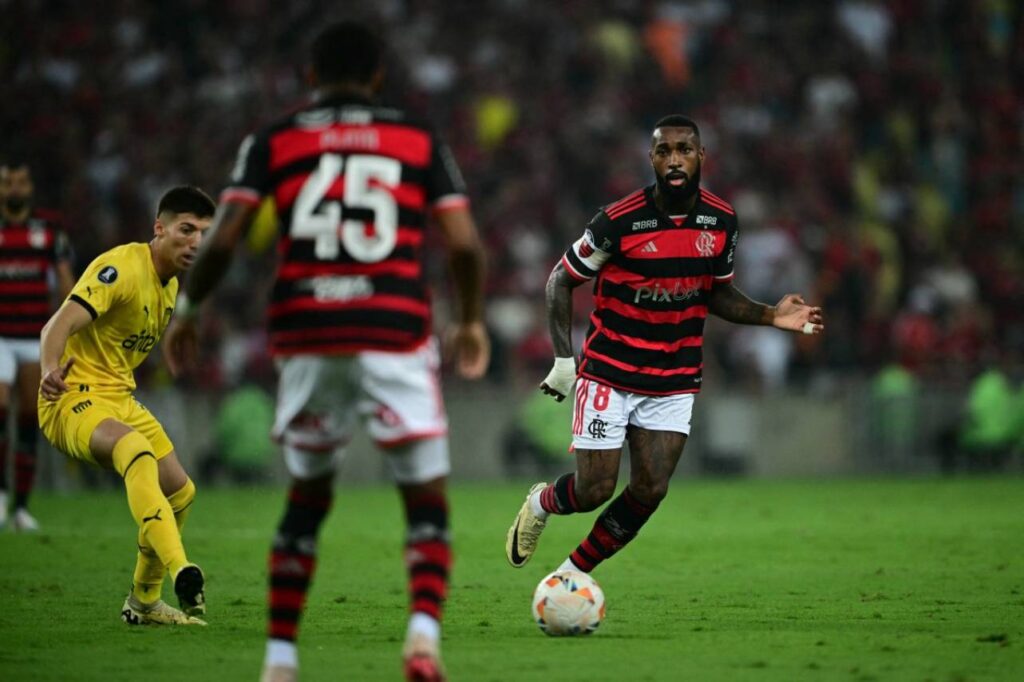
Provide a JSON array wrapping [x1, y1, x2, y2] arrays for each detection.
[[97, 265, 118, 284], [695, 231, 716, 257]]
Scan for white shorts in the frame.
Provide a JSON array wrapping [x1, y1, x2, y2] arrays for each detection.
[[0, 337, 40, 384], [273, 338, 449, 483], [570, 378, 695, 450]]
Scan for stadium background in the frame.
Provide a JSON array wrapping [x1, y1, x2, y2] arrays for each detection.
[[4, 0, 1022, 483]]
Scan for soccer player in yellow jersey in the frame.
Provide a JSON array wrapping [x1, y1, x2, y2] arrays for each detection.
[[38, 186, 215, 626]]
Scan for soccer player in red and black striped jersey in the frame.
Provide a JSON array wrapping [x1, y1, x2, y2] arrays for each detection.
[[163, 22, 488, 682], [506, 115, 824, 577], [0, 159, 74, 531]]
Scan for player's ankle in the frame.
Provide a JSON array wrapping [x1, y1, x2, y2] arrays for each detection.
[[265, 639, 298, 669], [529, 491, 549, 520], [407, 612, 441, 643]]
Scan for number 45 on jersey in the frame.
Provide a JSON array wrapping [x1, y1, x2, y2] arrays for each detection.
[[292, 153, 401, 263]]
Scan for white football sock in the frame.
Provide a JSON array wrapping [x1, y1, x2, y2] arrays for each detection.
[[529, 490, 549, 520], [407, 612, 441, 642], [265, 639, 298, 669]]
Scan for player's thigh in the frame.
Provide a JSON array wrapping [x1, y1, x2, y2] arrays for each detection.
[[87, 418, 137, 468], [39, 391, 123, 467], [627, 392, 692, 482], [274, 355, 360, 480], [625, 426, 687, 494], [122, 396, 175, 461], [573, 446, 623, 506]]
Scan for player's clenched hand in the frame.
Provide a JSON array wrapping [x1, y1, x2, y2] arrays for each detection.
[[448, 321, 490, 379], [540, 357, 577, 402], [40, 357, 74, 401], [163, 317, 198, 378], [772, 293, 824, 335]]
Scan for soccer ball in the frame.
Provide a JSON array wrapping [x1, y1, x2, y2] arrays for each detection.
[[531, 570, 605, 636]]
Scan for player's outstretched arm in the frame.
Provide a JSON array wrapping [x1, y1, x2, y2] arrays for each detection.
[[38, 300, 92, 400], [164, 201, 257, 376], [436, 206, 490, 380], [708, 283, 824, 334], [540, 262, 585, 402]]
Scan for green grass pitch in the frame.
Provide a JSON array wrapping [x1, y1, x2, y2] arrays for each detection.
[[1, 478, 1022, 681]]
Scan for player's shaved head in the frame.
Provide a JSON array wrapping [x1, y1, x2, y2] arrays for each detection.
[[651, 115, 700, 146], [311, 21, 384, 86], [157, 185, 216, 220]]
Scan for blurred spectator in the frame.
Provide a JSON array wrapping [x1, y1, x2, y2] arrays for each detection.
[[938, 365, 1021, 472], [868, 362, 920, 464], [201, 384, 276, 484]]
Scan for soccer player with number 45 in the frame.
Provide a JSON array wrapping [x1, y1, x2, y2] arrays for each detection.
[[507, 115, 823, 578], [162, 21, 488, 682]]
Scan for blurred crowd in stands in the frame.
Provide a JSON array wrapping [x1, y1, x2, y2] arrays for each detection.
[[4, 0, 1022, 398]]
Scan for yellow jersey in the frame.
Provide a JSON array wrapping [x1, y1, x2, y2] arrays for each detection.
[[63, 242, 177, 393]]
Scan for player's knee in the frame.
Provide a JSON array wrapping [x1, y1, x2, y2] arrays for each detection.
[[168, 477, 196, 514], [111, 431, 157, 478], [576, 476, 617, 511], [629, 479, 670, 506], [292, 473, 333, 500]]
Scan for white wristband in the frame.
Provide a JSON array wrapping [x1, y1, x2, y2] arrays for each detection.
[[542, 357, 577, 397]]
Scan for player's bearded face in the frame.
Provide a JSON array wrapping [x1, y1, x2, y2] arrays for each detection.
[[655, 162, 701, 202], [650, 128, 702, 203], [4, 194, 28, 213], [1, 169, 32, 213]]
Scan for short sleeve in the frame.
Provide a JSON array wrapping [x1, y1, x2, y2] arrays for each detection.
[[67, 255, 130, 320], [220, 131, 271, 206], [425, 132, 470, 212], [560, 211, 617, 281], [712, 215, 739, 283]]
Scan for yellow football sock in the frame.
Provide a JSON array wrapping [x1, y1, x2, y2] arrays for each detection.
[[132, 478, 196, 603], [112, 432, 188, 579]]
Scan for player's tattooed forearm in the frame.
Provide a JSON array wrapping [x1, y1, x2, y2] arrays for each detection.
[[546, 265, 579, 357], [708, 283, 773, 325]]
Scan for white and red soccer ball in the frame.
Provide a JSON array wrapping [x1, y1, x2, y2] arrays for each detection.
[[531, 570, 606, 636]]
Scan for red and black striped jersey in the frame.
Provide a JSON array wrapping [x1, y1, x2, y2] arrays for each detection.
[[221, 94, 469, 356], [0, 210, 72, 339], [561, 186, 739, 395]]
